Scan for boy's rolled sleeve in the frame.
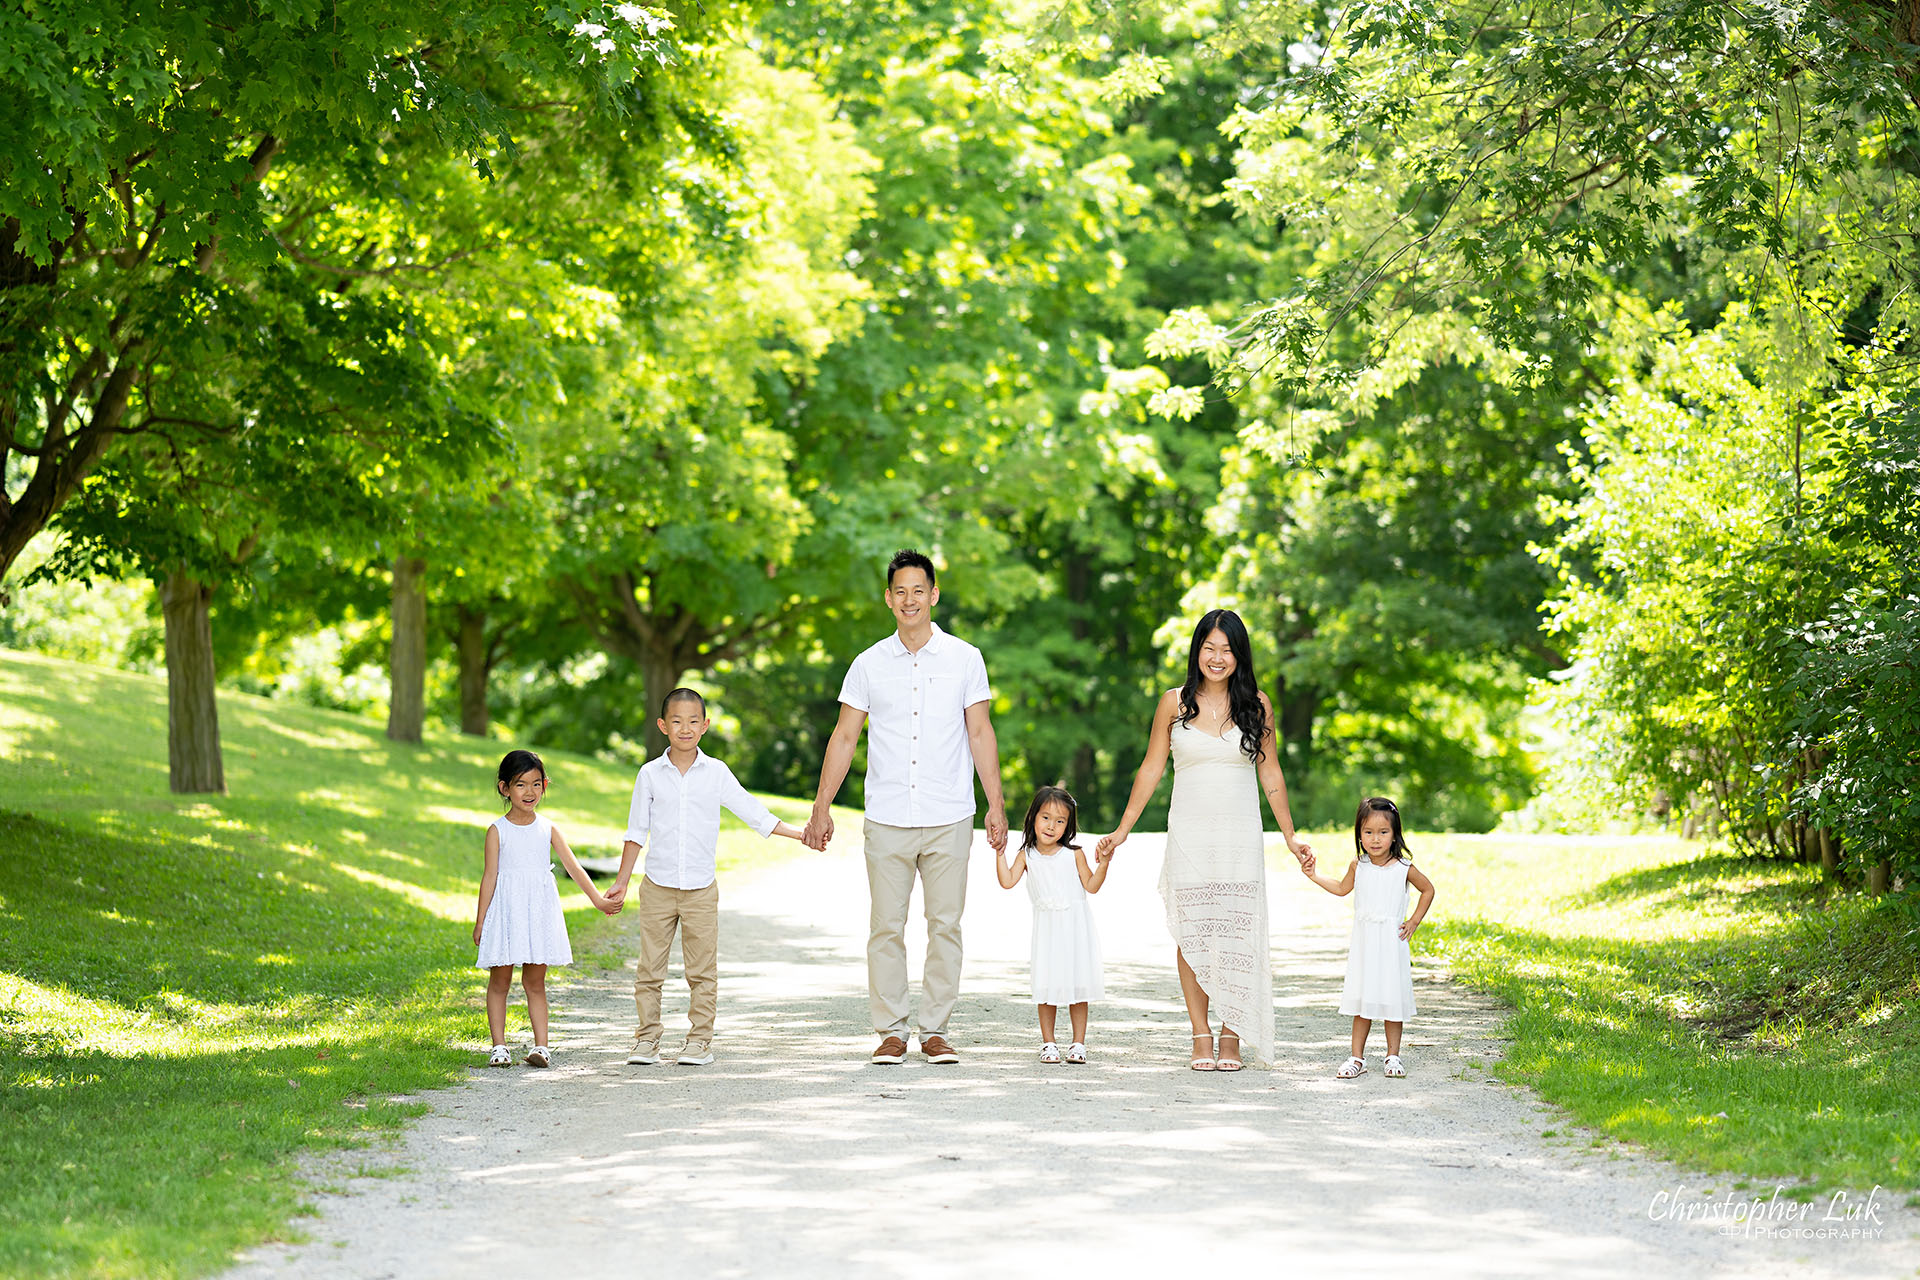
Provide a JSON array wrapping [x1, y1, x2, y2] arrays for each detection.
[[717, 764, 780, 839], [624, 769, 653, 847]]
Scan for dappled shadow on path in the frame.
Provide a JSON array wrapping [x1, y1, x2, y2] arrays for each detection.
[[219, 846, 1906, 1280]]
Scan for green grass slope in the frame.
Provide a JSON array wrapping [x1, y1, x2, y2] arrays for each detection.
[[1419, 835, 1920, 1195], [0, 649, 818, 1279]]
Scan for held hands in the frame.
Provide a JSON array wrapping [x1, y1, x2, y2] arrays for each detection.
[[1286, 835, 1313, 867], [1296, 849, 1317, 876], [802, 808, 835, 851], [1094, 830, 1127, 859], [1094, 843, 1114, 866], [603, 881, 629, 912], [986, 805, 1008, 855]]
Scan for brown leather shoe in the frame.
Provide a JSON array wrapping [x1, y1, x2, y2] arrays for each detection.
[[919, 1034, 959, 1064], [870, 1036, 909, 1064]]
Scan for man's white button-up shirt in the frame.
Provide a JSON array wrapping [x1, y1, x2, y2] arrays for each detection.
[[624, 749, 779, 890], [838, 621, 992, 829]]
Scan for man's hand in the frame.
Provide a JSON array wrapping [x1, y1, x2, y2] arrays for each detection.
[[985, 805, 1007, 855], [604, 881, 628, 909], [803, 809, 835, 851]]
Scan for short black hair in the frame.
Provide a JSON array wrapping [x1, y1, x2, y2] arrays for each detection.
[[660, 687, 707, 718], [887, 548, 936, 588]]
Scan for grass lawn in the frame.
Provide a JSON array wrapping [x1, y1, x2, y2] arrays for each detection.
[[0, 649, 833, 1279], [1416, 833, 1920, 1196]]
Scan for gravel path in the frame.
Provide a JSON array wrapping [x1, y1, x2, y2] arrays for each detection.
[[225, 837, 1915, 1279]]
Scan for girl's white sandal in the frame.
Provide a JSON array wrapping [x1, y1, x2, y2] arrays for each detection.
[[1039, 1042, 1062, 1064], [1335, 1056, 1367, 1079], [1065, 1042, 1087, 1065], [1384, 1054, 1407, 1078], [487, 1045, 511, 1067]]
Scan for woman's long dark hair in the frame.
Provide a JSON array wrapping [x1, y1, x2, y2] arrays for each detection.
[[1178, 608, 1268, 767]]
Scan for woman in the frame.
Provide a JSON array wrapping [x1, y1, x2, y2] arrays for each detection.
[[1096, 610, 1312, 1070]]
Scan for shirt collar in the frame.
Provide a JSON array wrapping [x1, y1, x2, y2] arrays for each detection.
[[885, 620, 947, 658], [646, 747, 710, 777]]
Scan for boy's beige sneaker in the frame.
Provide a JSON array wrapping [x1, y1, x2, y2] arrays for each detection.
[[626, 1038, 661, 1065], [676, 1041, 714, 1066]]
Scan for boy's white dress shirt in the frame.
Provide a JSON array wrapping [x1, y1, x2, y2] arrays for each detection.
[[625, 749, 778, 889]]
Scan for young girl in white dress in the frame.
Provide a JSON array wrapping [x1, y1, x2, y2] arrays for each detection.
[[473, 750, 615, 1068], [995, 786, 1111, 1063], [1302, 796, 1436, 1079]]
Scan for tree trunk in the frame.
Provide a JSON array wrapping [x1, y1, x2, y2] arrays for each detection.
[[160, 570, 225, 795], [387, 556, 428, 744], [639, 651, 683, 761], [456, 604, 490, 737], [1817, 827, 1840, 877], [1867, 860, 1892, 895]]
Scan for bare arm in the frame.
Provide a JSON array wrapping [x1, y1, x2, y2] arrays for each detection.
[[551, 825, 611, 912], [995, 846, 1027, 889], [608, 840, 642, 908], [1076, 845, 1111, 893], [964, 699, 1008, 854], [771, 820, 806, 842], [473, 826, 501, 945], [804, 703, 867, 849], [1095, 690, 1179, 857], [1304, 858, 1357, 897], [1254, 691, 1311, 865], [1401, 864, 1436, 940]]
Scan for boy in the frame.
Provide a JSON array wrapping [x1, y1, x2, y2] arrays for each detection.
[[606, 688, 803, 1065]]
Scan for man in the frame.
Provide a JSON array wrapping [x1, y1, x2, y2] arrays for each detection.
[[802, 549, 1008, 1064]]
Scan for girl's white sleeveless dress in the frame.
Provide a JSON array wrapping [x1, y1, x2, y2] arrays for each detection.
[[475, 815, 573, 968], [1159, 721, 1274, 1062], [1025, 846, 1103, 1005], [1339, 857, 1416, 1021]]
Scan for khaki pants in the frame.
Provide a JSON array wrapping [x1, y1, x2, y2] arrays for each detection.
[[632, 878, 719, 1045], [864, 817, 972, 1038]]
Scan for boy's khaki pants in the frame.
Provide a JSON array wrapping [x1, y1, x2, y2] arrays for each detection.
[[632, 878, 719, 1046]]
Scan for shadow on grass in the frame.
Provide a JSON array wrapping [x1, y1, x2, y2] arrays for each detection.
[[1567, 853, 1831, 915], [1429, 903, 1920, 1189]]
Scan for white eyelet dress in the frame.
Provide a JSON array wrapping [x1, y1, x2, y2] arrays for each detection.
[[1159, 722, 1273, 1062], [1025, 846, 1103, 1006], [1338, 857, 1416, 1021], [475, 815, 573, 969]]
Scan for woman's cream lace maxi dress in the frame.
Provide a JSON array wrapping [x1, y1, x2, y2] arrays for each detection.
[[1157, 720, 1273, 1062]]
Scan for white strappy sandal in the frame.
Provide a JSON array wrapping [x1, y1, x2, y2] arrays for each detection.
[[1039, 1042, 1062, 1064], [1335, 1055, 1367, 1079], [1384, 1054, 1407, 1078]]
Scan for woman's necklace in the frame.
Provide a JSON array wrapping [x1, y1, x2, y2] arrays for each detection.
[[1196, 691, 1231, 734]]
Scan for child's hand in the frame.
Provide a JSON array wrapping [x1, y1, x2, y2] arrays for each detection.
[[472, 921, 483, 945], [1095, 844, 1113, 866], [1298, 850, 1316, 875], [1398, 920, 1420, 941], [1095, 831, 1125, 858], [604, 882, 627, 909]]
